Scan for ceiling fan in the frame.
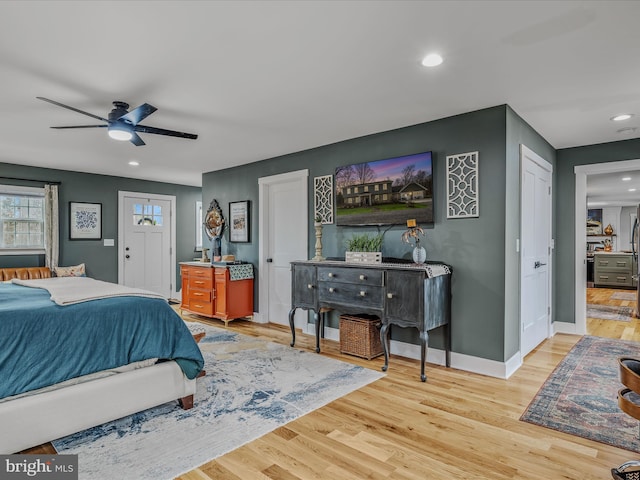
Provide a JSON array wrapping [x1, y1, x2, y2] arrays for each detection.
[[36, 97, 198, 146]]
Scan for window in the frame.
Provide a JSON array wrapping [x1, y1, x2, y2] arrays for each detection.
[[195, 201, 203, 250], [132, 203, 163, 226], [375, 184, 379, 192], [0, 185, 45, 251]]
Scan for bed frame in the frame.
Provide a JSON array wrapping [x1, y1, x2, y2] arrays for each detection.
[[0, 267, 197, 454]]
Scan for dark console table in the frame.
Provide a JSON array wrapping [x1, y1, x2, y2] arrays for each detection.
[[288, 260, 452, 381]]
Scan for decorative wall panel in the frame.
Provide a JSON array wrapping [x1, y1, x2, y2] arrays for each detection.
[[446, 151, 479, 218], [314, 175, 334, 224]]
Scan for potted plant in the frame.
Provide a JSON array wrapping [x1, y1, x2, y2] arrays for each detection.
[[345, 233, 383, 264]]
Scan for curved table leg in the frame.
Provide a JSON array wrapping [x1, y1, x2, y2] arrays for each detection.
[[420, 329, 429, 382], [380, 323, 390, 372], [288, 308, 297, 347], [314, 311, 321, 353]]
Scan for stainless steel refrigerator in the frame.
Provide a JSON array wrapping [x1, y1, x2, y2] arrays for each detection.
[[632, 205, 640, 315]]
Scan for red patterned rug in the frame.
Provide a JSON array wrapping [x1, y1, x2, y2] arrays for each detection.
[[521, 335, 640, 453]]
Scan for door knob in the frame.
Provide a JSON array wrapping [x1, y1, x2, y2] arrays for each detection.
[[534, 261, 547, 268], [266, 258, 273, 263], [125, 255, 130, 259]]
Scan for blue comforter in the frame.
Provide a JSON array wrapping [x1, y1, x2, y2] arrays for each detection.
[[0, 283, 204, 399]]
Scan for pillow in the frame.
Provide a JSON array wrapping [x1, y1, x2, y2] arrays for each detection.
[[53, 263, 86, 277]]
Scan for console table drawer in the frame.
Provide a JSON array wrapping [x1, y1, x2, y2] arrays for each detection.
[[317, 267, 383, 286], [318, 282, 384, 309]]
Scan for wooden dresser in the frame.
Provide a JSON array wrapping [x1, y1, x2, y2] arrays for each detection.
[[289, 260, 452, 381], [179, 261, 254, 326]]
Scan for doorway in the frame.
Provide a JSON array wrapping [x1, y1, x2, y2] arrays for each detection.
[[118, 191, 176, 298], [574, 159, 640, 337], [258, 170, 308, 326]]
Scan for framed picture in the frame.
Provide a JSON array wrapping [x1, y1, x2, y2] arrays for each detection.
[[229, 200, 250, 243], [69, 202, 102, 240], [587, 208, 603, 235]]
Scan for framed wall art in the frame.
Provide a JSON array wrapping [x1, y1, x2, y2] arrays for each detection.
[[69, 202, 102, 240], [229, 200, 250, 243]]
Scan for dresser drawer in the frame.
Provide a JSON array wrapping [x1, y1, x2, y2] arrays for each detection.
[[318, 282, 384, 310], [188, 289, 212, 303], [317, 267, 383, 286], [595, 272, 633, 287], [595, 256, 633, 271], [187, 298, 214, 316], [189, 276, 213, 290]]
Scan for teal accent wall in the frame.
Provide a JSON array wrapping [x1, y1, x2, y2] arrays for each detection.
[[505, 107, 556, 360], [204, 105, 517, 362], [0, 162, 202, 289], [555, 138, 640, 324]]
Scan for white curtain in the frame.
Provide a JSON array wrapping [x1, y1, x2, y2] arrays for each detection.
[[44, 184, 59, 270]]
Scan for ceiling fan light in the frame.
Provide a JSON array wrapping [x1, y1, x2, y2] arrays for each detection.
[[108, 126, 133, 141]]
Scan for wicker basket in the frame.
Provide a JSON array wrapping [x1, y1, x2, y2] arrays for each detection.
[[339, 314, 383, 359]]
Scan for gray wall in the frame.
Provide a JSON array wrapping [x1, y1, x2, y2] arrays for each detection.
[[203, 105, 515, 362], [0, 162, 202, 289], [505, 107, 556, 359], [555, 138, 640, 324]]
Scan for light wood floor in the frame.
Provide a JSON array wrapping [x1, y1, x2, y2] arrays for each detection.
[[587, 286, 640, 341], [25, 295, 640, 479]]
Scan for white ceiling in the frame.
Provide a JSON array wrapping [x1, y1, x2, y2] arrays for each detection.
[[1, 1, 639, 187]]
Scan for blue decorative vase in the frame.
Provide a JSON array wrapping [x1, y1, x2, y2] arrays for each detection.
[[412, 244, 426, 264]]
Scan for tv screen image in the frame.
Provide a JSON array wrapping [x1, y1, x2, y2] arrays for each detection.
[[335, 151, 433, 226]]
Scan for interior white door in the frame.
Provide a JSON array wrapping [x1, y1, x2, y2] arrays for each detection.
[[120, 193, 173, 298], [259, 170, 308, 326], [520, 145, 553, 357]]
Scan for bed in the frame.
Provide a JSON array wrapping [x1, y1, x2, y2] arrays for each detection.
[[0, 267, 205, 454]]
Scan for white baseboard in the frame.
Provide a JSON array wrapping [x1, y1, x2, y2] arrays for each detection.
[[553, 321, 580, 335], [301, 323, 512, 379]]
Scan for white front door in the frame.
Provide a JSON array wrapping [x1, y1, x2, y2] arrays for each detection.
[[258, 170, 308, 326], [520, 145, 553, 357], [118, 191, 175, 298]]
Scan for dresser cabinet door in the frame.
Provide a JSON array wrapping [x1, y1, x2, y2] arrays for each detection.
[[385, 270, 423, 327], [292, 264, 317, 309]]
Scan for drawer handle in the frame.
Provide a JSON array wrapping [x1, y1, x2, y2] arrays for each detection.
[[359, 290, 366, 297], [328, 272, 334, 278], [387, 293, 394, 299], [194, 281, 205, 285], [617, 262, 626, 266], [307, 284, 314, 289], [601, 276, 609, 279], [617, 276, 627, 280], [194, 304, 203, 308], [359, 274, 366, 281], [329, 287, 335, 293], [193, 292, 204, 296]]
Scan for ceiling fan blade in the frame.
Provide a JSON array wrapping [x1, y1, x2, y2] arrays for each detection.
[[37, 97, 109, 122], [134, 124, 198, 140], [50, 125, 108, 129], [130, 132, 146, 146], [119, 103, 157, 125]]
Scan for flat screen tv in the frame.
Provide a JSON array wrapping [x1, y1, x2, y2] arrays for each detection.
[[335, 151, 433, 226]]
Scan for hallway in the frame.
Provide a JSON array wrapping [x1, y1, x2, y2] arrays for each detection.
[[586, 287, 640, 341]]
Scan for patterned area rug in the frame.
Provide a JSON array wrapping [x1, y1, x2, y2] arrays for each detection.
[[52, 322, 384, 480], [611, 292, 637, 301], [587, 303, 634, 321], [521, 335, 640, 453]]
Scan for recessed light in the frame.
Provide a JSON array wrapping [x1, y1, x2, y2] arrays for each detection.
[[629, 188, 637, 192], [421, 53, 443, 67], [611, 114, 634, 122], [128, 160, 140, 166], [622, 176, 632, 181]]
